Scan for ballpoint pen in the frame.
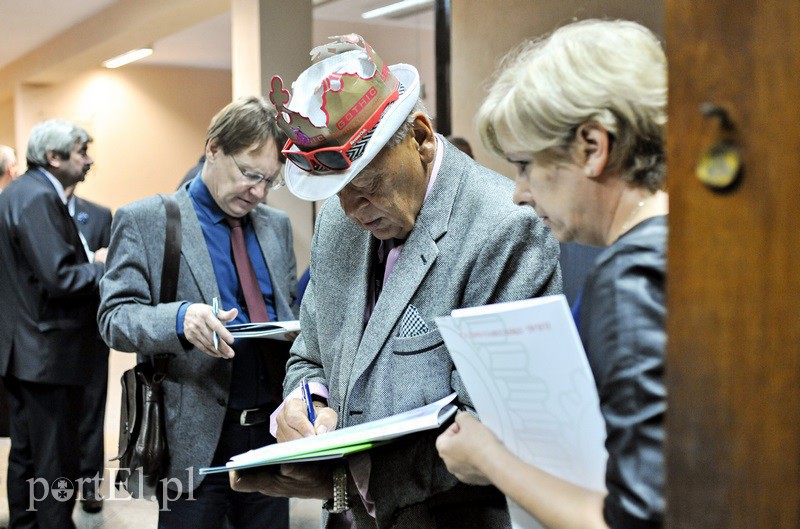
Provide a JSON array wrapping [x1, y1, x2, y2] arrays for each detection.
[[212, 296, 219, 350], [301, 377, 316, 425]]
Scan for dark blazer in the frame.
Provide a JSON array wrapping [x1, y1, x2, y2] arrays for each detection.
[[98, 188, 298, 490], [0, 169, 104, 385], [74, 195, 113, 355], [579, 216, 667, 528], [74, 196, 112, 259]]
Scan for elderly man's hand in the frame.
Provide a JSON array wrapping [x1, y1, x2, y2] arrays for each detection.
[[183, 303, 237, 359], [276, 398, 338, 442], [230, 463, 333, 499]]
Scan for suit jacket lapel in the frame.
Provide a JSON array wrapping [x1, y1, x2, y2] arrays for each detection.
[[30, 170, 88, 264], [348, 230, 439, 389], [176, 190, 218, 304], [74, 199, 96, 248], [251, 209, 293, 322], [346, 140, 462, 390], [334, 222, 373, 403]]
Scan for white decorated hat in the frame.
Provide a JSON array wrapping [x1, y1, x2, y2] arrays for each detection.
[[269, 34, 420, 201]]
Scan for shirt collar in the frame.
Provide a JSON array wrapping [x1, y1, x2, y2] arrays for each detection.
[[423, 136, 444, 202], [188, 174, 231, 225], [66, 194, 76, 217], [37, 167, 68, 206]]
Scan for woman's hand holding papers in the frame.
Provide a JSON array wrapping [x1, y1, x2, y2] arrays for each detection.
[[435, 412, 497, 486], [275, 398, 338, 442], [437, 412, 609, 529]]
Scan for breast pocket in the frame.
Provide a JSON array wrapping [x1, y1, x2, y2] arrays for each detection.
[[392, 328, 445, 355], [390, 329, 452, 410]]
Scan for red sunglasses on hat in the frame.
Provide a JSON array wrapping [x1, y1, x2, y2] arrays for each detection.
[[282, 88, 400, 172]]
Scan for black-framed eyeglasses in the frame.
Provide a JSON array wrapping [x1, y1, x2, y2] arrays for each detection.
[[231, 154, 284, 190]]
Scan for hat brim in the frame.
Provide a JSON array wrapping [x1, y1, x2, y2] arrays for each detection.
[[285, 64, 421, 202]]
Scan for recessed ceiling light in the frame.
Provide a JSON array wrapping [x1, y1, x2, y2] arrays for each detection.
[[102, 48, 153, 69], [361, 0, 434, 19]]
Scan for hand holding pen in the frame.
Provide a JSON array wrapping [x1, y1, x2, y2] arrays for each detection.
[[274, 379, 338, 442], [182, 301, 237, 359]]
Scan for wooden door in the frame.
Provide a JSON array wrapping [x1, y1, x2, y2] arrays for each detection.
[[665, 0, 800, 527]]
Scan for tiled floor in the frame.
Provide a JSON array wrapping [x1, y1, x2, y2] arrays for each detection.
[[0, 436, 323, 528]]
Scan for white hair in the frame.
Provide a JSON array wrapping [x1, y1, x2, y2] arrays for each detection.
[[26, 119, 92, 168], [385, 98, 429, 149], [0, 145, 15, 175], [478, 19, 667, 190]]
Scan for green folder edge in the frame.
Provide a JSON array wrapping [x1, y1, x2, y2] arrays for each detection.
[[199, 440, 390, 475]]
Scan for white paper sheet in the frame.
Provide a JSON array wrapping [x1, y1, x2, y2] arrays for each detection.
[[197, 393, 457, 475], [437, 295, 607, 529]]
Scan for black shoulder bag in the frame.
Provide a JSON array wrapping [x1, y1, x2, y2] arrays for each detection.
[[113, 194, 181, 500]]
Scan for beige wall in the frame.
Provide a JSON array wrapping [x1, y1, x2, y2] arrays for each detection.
[[452, 0, 664, 178], [0, 98, 13, 148], [14, 65, 231, 210]]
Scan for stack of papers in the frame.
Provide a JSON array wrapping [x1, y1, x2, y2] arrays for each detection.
[[226, 320, 300, 341], [199, 393, 458, 475], [436, 295, 607, 529]]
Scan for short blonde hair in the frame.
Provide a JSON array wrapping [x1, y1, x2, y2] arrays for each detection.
[[478, 19, 667, 191]]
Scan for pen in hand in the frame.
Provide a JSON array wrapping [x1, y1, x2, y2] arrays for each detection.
[[300, 377, 316, 428], [212, 296, 219, 350]]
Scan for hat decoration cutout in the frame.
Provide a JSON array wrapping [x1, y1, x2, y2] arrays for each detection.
[[269, 34, 399, 154]]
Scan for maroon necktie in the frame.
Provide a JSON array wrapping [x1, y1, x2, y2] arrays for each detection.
[[225, 215, 270, 322]]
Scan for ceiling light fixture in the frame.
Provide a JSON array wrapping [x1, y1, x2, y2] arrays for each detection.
[[102, 47, 153, 69], [361, 0, 434, 19]]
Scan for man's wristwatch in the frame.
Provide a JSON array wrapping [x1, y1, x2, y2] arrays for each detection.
[[323, 464, 351, 514]]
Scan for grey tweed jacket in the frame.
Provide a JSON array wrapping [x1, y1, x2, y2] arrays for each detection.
[[98, 188, 297, 490], [288, 139, 562, 528]]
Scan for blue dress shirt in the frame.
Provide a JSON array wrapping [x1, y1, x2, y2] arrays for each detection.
[[177, 177, 278, 408]]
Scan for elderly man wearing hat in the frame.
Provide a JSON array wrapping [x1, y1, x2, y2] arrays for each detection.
[[231, 35, 561, 528]]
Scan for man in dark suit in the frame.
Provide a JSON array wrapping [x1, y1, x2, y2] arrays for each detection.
[[0, 119, 106, 529], [65, 183, 113, 513]]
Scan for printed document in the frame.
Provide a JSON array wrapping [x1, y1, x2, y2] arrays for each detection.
[[199, 393, 457, 475], [436, 295, 607, 529]]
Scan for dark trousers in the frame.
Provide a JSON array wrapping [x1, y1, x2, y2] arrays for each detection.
[[4, 376, 83, 529], [157, 418, 289, 529], [77, 348, 109, 492]]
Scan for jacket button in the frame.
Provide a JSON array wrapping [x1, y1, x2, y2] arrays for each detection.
[[217, 398, 226, 407]]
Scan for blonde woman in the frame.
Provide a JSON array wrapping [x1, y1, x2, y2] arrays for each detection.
[[436, 19, 668, 529]]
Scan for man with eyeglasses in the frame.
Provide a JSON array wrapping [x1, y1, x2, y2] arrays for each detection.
[[230, 36, 561, 529], [99, 96, 295, 529]]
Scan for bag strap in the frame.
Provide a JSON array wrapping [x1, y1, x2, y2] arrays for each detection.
[[153, 193, 182, 375]]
